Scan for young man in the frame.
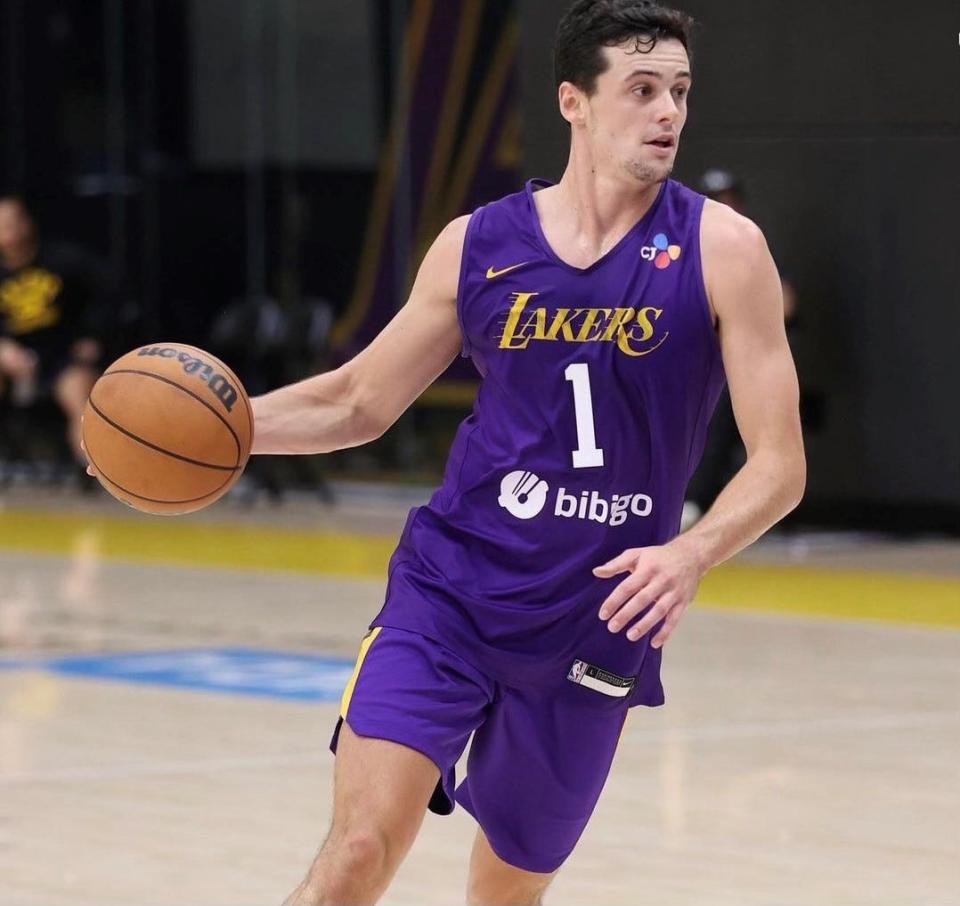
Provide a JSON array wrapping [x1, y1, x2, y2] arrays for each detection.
[[252, 1, 805, 903], [0, 194, 102, 463]]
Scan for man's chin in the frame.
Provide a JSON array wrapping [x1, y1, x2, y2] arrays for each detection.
[[624, 158, 673, 185]]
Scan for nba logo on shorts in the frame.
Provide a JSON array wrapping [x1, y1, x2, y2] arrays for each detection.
[[567, 660, 588, 682]]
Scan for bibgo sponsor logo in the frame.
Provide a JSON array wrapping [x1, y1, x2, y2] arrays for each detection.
[[497, 470, 653, 527], [555, 487, 653, 526]]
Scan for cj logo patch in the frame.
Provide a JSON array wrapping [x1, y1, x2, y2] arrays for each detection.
[[640, 233, 682, 269], [497, 470, 549, 519]]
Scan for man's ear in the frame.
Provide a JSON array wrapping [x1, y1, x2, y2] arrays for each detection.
[[558, 81, 586, 126]]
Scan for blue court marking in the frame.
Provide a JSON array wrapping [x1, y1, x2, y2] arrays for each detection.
[[0, 648, 356, 701]]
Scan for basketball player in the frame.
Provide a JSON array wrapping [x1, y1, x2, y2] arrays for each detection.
[[251, 2, 805, 903]]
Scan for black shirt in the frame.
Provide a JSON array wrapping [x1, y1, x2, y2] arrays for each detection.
[[0, 242, 99, 358]]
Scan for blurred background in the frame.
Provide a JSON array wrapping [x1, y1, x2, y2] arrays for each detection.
[[0, 0, 957, 529]]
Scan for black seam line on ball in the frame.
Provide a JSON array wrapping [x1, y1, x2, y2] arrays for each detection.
[[86, 443, 236, 506], [87, 398, 238, 471], [99, 368, 242, 467]]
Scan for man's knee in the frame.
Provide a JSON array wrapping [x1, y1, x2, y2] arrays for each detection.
[[324, 825, 391, 877], [296, 823, 395, 903]]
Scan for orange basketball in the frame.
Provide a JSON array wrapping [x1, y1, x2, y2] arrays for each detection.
[[82, 342, 253, 515]]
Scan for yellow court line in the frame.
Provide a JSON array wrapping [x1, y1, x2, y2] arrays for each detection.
[[0, 508, 394, 578], [697, 564, 960, 628], [0, 508, 958, 628]]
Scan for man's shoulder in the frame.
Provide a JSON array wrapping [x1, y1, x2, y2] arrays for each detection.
[[437, 214, 471, 245], [464, 183, 532, 230], [699, 200, 781, 322], [700, 199, 767, 261], [429, 215, 471, 274], [432, 183, 532, 262]]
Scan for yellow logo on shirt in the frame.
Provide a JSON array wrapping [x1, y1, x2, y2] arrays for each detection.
[[486, 262, 530, 279], [0, 268, 64, 334], [497, 292, 669, 357]]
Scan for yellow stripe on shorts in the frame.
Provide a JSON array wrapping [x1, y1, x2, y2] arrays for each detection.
[[339, 627, 383, 719]]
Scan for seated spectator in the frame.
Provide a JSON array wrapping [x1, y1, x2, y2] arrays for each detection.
[[0, 194, 103, 465]]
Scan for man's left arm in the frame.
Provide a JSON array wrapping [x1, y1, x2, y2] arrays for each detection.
[[594, 205, 806, 647]]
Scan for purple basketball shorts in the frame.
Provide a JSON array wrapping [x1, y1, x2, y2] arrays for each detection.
[[330, 626, 629, 873]]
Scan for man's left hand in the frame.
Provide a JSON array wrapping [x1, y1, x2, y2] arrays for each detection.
[[593, 540, 704, 648]]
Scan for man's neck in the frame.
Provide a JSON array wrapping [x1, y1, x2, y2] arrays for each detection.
[[1, 241, 38, 271], [547, 151, 662, 258]]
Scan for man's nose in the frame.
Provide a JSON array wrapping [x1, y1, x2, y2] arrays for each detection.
[[656, 92, 681, 123]]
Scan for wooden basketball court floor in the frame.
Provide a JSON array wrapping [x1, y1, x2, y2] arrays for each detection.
[[1, 486, 957, 905]]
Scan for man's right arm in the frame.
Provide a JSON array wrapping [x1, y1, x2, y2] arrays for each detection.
[[250, 215, 469, 455]]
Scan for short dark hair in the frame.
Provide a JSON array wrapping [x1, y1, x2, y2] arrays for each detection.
[[555, 0, 695, 95], [0, 192, 31, 214]]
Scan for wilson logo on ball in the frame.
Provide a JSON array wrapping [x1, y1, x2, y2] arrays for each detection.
[[138, 346, 239, 412]]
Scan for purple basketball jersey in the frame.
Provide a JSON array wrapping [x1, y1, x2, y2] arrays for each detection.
[[371, 178, 726, 706]]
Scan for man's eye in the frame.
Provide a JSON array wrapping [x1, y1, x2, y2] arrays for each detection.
[[673, 87, 688, 98], [634, 85, 651, 96]]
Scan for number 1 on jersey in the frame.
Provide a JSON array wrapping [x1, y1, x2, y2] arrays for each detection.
[[564, 362, 604, 468]]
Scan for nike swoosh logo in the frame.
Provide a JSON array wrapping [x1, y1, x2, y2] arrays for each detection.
[[486, 262, 530, 279]]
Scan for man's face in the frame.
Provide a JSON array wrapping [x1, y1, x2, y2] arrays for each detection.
[[0, 200, 35, 257], [578, 37, 691, 185]]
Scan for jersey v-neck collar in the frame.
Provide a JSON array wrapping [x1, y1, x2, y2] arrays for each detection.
[[524, 177, 668, 276]]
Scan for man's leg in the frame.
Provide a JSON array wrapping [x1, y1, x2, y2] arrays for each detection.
[[466, 828, 556, 906], [283, 721, 440, 906], [456, 682, 630, 904], [52, 363, 97, 461]]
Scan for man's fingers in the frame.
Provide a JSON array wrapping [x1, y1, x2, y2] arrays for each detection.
[[597, 569, 655, 620], [650, 603, 686, 648], [78, 435, 94, 473], [593, 549, 640, 578], [625, 595, 678, 642], [604, 580, 669, 632]]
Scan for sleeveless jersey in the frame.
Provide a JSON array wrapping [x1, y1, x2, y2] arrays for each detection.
[[371, 178, 726, 706]]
